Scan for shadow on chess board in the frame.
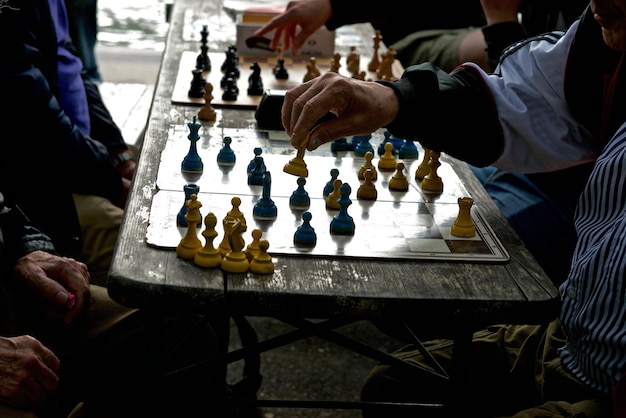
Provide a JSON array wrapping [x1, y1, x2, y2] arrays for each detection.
[[145, 123, 509, 263]]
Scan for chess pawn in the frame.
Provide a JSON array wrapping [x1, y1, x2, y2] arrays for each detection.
[[389, 161, 409, 191], [245, 228, 263, 261], [421, 150, 444, 192], [398, 139, 419, 159], [289, 176, 310, 210], [294, 211, 317, 247], [325, 178, 342, 210], [177, 183, 201, 227], [249, 239, 274, 274], [357, 169, 377, 200], [194, 212, 222, 268], [451, 197, 476, 238], [227, 196, 246, 226], [198, 83, 217, 121], [346, 46, 360, 77], [323, 168, 340, 197], [217, 136, 236, 165], [247, 147, 264, 174], [330, 183, 355, 235], [283, 134, 309, 177], [358, 151, 378, 181], [303, 56, 321, 82], [176, 194, 203, 260], [377, 142, 397, 171]]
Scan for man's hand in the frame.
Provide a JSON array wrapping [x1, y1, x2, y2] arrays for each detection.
[[0, 336, 60, 409], [282, 72, 399, 150], [253, 0, 333, 56], [13, 251, 91, 324]]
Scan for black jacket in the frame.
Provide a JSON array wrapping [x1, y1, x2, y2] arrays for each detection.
[[0, 0, 127, 256]]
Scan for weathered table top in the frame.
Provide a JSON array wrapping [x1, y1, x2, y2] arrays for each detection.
[[108, 0, 560, 333]]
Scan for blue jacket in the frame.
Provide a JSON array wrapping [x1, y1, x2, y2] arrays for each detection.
[[0, 0, 126, 256]]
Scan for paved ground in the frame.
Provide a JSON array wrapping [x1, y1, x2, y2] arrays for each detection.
[[96, 45, 406, 418]]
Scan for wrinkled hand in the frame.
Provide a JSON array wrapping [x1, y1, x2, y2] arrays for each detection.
[[0, 335, 60, 409], [13, 251, 91, 324], [253, 0, 332, 55], [282, 72, 399, 150], [480, 0, 523, 25]]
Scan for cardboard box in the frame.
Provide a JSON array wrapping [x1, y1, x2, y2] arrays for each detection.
[[236, 12, 335, 57]]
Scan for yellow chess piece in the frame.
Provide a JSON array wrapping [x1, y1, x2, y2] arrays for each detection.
[[415, 147, 431, 180], [249, 239, 275, 274], [377, 142, 396, 171], [325, 178, 342, 210], [245, 228, 263, 261], [194, 212, 222, 268], [357, 169, 377, 200], [227, 196, 246, 226], [389, 161, 409, 191], [283, 133, 309, 177], [358, 151, 378, 181], [451, 197, 476, 237], [198, 83, 217, 122], [220, 218, 250, 273], [176, 194, 203, 260], [420, 150, 443, 192]]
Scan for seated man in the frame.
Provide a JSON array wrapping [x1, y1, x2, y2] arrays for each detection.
[[279, 0, 626, 414], [0, 190, 223, 417], [0, 0, 138, 284]]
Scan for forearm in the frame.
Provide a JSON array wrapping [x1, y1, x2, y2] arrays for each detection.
[[379, 62, 503, 167]]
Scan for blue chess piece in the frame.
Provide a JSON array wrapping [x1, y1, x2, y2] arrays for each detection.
[[354, 133, 374, 157], [330, 183, 355, 235], [181, 117, 204, 174], [253, 171, 278, 220], [294, 211, 317, 246], [331, 137, 349, 153], [389, 132, 405, 153], [217, 136, 236, 165], [248, 155, 266, 185], [398, 139, 419, 159], [323, 168, 340, 197], [378, 130, 396, 156], [177, 184, 201, 227], [347, 134, 364, 151], [289, 177, 310, 209], [247, 147, 264, 174]]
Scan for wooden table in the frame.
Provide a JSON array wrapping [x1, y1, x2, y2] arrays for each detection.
[[108, 0, 560, 412]]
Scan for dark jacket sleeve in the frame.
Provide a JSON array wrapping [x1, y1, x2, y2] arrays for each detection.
[[0, 0, 123, 202], [482, 22, 528, 72], [377, 62, 504, 167], [0, 192, 56, 271]]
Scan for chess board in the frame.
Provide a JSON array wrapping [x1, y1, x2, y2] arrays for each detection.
[[171, 51, 404, 109], [145, 123, 509, 263]]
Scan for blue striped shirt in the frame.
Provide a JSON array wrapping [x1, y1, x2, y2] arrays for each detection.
[[559, 121, 626, 395]]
